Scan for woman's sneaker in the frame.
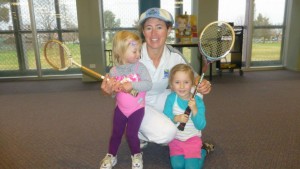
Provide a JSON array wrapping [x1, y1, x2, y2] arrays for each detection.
[[140, 140, 148, 149], [99, 153, 117, 169], [202, 142, 215, 154], [131, 153, 143, 169]]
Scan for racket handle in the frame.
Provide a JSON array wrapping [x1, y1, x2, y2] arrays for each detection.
[[129, 89, 139, 97], [177, 106, 191, 131], [80, 66, 105, 80], [80, 65, 139, 97], [192, 73, 205, 97]]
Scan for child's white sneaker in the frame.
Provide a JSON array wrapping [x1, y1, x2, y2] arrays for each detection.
[[99, 153, 117, 169], [131, 153, 143, 169]]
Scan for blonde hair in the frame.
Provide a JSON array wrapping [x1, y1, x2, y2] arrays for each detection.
[[169, 64, 194, 84], [112, 31, 142, 65]]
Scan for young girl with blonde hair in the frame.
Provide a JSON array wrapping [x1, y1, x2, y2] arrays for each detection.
[[100, 31, 152, 169], [164, 64, 206, 169]]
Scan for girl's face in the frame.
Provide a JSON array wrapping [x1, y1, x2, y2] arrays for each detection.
[[170, 71, 193, 100], [142, 18, 171, 50], [123, 41, 141, 64]]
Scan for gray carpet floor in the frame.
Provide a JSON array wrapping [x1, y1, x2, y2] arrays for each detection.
[[0, 69, 299, 169]]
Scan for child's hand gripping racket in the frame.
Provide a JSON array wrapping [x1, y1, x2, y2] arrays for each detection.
[[177, 21, 235, 131], [43, 39, 138, 96]]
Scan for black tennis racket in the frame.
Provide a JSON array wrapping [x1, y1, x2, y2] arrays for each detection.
[[178, 21, 235, 131]]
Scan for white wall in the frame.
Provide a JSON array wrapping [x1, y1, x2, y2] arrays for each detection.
[[284, 0, 300, 71]]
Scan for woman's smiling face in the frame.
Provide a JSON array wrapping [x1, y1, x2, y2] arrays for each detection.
[[142, 18, 171, 50]]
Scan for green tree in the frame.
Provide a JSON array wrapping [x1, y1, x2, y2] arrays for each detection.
[[0, 0, 9, 23], [103, 10, 121, 44], [253, 13, 272, 43], [59, 3, 78, 43]]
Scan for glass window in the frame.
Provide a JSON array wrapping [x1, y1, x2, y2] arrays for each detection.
[[0, 0, 80, 78], [59, 0, 78, 30], [0, 34, 18, 70], [253, 0, 285, 25], [102, 0, 139, 28], [0, 0, 13, 31], [218, 0, 246, 26], [161, 0, 176, 17], [102, 0, 139, 69], [33, 0, 56, 31], [251, 0, 286, 67], [217, 0, 246, 71], [219, 0, 286, 68]]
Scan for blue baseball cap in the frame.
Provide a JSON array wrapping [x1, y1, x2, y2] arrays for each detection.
[[139, 8, 174, 26]]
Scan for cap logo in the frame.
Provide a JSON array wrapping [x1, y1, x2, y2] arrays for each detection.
[[146, 8, 159, 17]]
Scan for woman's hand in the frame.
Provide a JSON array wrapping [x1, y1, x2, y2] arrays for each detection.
[[195, 78, 212, 95], [112, 81, 123, 93], [100, 74, 116, 95]]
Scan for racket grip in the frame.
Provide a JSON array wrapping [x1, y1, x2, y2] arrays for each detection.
[[129, 89, 139, 97], [80, 65, 139, 97], [177, 106, 191, 131], [80, 66, 105, 79]]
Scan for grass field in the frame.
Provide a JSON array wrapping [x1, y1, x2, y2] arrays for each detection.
[[251, 42, 281, 61], [0, 42, 282, 71], [0, 43, 82, 70]]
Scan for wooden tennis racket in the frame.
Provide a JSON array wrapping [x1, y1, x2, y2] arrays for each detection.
[[43, 39, 138, 96]]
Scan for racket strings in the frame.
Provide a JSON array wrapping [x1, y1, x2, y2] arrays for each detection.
[[45, 42, 72, 70], [200, 23, 234, 62]]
